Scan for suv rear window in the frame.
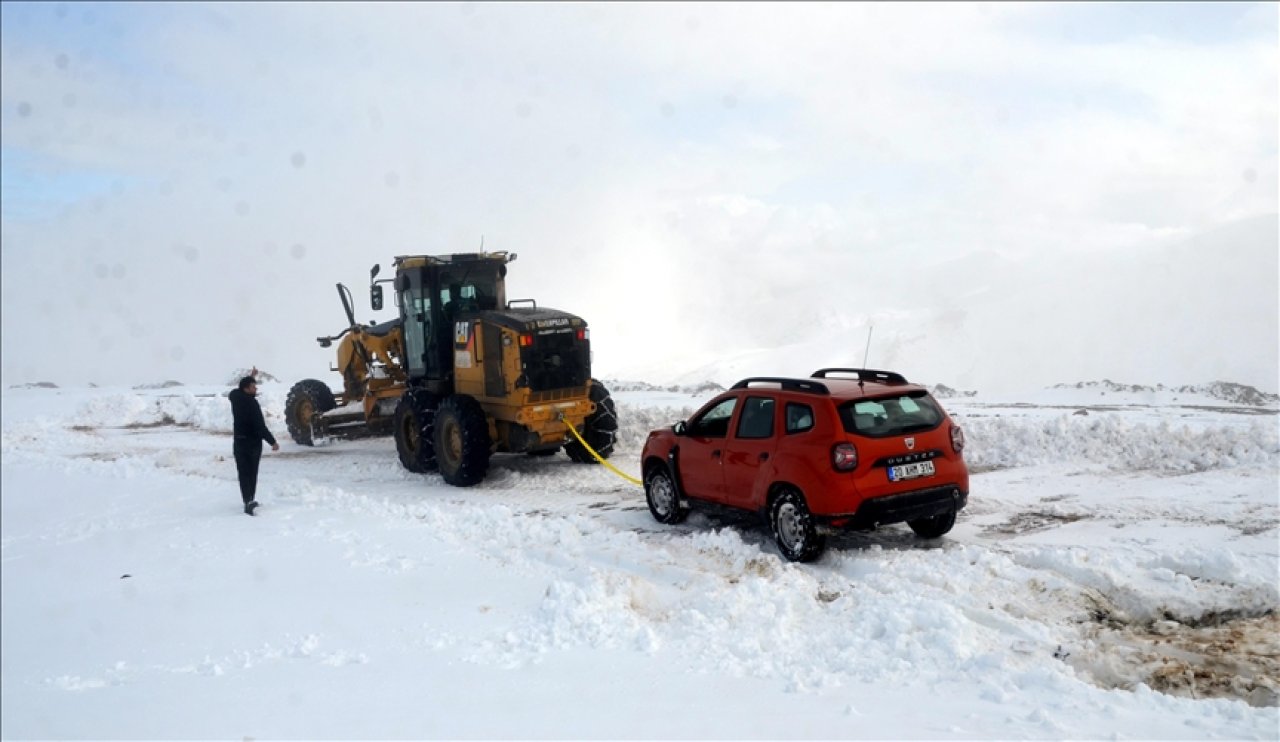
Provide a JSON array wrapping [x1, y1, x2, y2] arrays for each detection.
[[839, 392, 943, 437]]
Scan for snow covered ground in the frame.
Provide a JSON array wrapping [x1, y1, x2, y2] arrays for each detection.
[[2, 382, 1277, 738]]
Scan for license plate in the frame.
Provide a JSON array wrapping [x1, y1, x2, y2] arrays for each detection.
[[888, 460, 935, 482]]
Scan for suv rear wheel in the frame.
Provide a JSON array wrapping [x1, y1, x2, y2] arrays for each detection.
[[769, 488, 825, 562], [645, 466, 688, 524], [908, 509, 956, 539]]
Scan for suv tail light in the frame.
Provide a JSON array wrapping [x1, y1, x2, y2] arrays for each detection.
[[832, 442, 858, 471], [950, 424, 965, 454]]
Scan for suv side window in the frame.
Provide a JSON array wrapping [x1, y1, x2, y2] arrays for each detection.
[[688, 397, 737, 438], [785, 402, 814, 434], [735, 396, 775, 439]]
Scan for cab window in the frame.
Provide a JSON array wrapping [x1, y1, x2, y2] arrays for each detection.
[[785, 403, 814, 434], [688, 397, 737, 438], [735, 397, 775, 439], [440, 267, 500, 313]]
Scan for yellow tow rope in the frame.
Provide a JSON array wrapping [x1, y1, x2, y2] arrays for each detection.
[[559, 413, 643, 486]]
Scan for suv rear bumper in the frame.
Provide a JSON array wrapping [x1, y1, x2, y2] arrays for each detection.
[[816, 485, 967, 532]]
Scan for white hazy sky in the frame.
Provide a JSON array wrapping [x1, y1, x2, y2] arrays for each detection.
[[2, 2, 1277, 392]]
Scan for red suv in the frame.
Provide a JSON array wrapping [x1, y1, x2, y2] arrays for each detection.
[[641, 369, 969, 562]]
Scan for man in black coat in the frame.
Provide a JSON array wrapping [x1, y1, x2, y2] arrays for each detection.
[[229, 375, 279, 515]]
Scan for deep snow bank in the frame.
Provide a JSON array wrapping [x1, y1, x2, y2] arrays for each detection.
[[3, 388, 1275, 476], [72, 388, 288, 434], [960, 414, 1279, 474], [617, 399, 1278, 474]]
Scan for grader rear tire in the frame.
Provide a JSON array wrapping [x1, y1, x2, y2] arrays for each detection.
[[285, 379, 337, 446], [394, 388, 439, 473], [433, 395, 491, 487], [565, 379, 618, 463]]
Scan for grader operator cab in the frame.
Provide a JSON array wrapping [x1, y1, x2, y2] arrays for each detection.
[[285, 252, 617, 487]]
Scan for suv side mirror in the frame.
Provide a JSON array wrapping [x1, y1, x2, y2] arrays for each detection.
[[371, 284, 384, 311], [673, 420, 687, 436]]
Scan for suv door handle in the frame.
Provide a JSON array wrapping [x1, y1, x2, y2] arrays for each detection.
[[758, 452, 769, 462], [712, 450, 721, 458]]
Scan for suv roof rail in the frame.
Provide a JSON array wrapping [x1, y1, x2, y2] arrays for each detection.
[[811, 368, 909, 384], [731, 377, 831, 395]]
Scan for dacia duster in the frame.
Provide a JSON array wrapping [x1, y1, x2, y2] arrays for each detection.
[[640, 368, 969, 562]]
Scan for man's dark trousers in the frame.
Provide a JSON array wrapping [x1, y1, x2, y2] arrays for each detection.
[[233, 438, 262, 505]]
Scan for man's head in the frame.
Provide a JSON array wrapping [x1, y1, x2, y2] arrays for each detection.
[[239, 376, 258, 396]]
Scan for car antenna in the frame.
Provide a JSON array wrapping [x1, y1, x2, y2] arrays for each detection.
[[859, 325, 874, 392]]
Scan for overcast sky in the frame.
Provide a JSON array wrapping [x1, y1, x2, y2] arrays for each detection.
[[2, 2, 1277, 392]]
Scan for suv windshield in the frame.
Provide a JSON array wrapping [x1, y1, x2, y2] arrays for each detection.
[[839, 392, 943, 437]]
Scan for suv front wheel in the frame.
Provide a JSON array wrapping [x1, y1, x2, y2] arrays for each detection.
[[769, 488, 826, 563], [645, 466, 688, 524]]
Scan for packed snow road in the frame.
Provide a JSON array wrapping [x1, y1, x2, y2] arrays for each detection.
[[2, 384, 1277, 738]]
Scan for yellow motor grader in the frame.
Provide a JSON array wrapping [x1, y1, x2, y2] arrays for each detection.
[[285, 252, 616, 487]]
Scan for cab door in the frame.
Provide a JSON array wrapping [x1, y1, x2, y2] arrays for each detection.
[[722, 395, 779, 509], [677, 394, 738, 503], [480, 322, 505, 397], [400, 270, 432, 377]]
